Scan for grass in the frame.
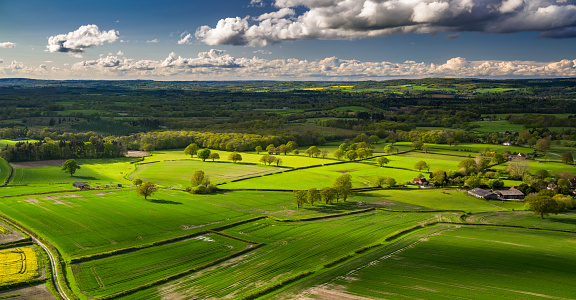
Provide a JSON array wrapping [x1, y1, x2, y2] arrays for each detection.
[[128, 211, 439, 299], [466, 211, 576, 231], [129, 160, 286, 188], [332, 106, 370, 112], [222, 162, 417, 190], [71, 233, 251, 298], [492, 160, 576, 175], [293, 226, 576, 299], [0, 158, 11, 184], [365, 151, 464, 172], [469, 120, 526, 133], [0, 247, 41, 287], [354, 189, 524, 212]]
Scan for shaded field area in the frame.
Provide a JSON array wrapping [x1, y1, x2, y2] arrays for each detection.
[[284, 226, 576, 299]]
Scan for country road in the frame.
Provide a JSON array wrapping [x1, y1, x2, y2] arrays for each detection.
[[4, 219, 73, 300]]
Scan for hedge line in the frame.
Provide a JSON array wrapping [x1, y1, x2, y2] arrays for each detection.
[[267, 208, 376, 222], [323, 255, 352, 268], [0, 279, 47, 292], [1, 161, 13, 186], [0, 238, 33, 250], [238, 271, 314, 300], [354, 243, 383, 254], [100, 244, 264, 300]]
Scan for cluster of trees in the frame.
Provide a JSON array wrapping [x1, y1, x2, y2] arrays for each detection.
[[525, 190, 576, 219], [0, 139, 126, 162], [293, 174, 352, 208], [187, 170, 218, 194], [333, 142, 375, 161]]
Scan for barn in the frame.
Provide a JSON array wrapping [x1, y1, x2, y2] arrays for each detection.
[[73, 182, 90, 190], [468, 188, 499, 200]]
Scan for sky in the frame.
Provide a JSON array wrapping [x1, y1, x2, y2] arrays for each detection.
[[1, 0, 575, 80]]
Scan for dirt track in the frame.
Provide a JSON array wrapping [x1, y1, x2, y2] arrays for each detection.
[[11, 160, 67, 169]]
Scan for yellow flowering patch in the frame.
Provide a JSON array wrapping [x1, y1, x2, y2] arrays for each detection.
[[0, 247, 40, 286], [0, 225, 10, 234], [302, 87, 325, 90]]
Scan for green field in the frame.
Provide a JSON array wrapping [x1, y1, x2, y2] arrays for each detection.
[[72, 233, 251, 297], [0, 158, 10, 184], [284, 226, 576, 299], [469, 120, 526, 133]]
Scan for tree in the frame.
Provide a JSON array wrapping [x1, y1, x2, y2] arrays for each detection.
[[292, 149, 300, 156], [465, 176, 482, 189], [375, 176, 395, 188], [487, 179, 504, 189], [294, 190, 307, 208], [286, 141, 298, 153], [535, 137, 552, 154], [61, 159, 81, 176], [422, 144, 431, 153], [561, 152, 574, 165], [184, 143, 199, 157], [431, 168, 447, 187], [191, 170, 210, 186], [307, 188, 321, 206], [376, 156, 389, 167], [275, 157, 283, 166], [259, 154, 276, 165], [525, 193, 561, 219], [228, 152, 242, 163], [333, 174, 352, 201], [333, 149, 345, 160], [320, 187, 337, 204], [491, 153, 507, 165], [197, 149, 211, 162], [132, 178, 143, 186], [507, 159, 529, 179], [255, 146, 263, 154], [412, 141, 423, 150], [266, 144, 275, 154], [383, 145, 394, 155], [458, 158, 477, 175], [414, 160, 429, 172], [345, 150, 358, 161], [475, 156, 489, 171], [136, 182, 158, 200], [385, 177, 396, 188], [208, 152, 220, 162], [339, 143, 349, 152], [320, 149, 329, 159], [305, 146, 320, 157]]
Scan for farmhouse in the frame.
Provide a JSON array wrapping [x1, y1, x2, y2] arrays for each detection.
[[413, 178, 429, 186], [73, 181, 90, 190], [468, 188, 499, 200], [495, 189, 525, 200]]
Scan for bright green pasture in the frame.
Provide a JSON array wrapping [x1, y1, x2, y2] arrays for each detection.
[[333, 106, 369, 112], [466, 211, 576, 232], [0, 139, 40, 148], [0, 189, 321, 258], [426, 142, 533, 155], [469, 120, 525, 133], [128, 211, 438, 299], [0, 158, 10, 183], [474, 87, 519, 93], [72, 233, 250, 298], [492, 160, 576, 175], [130, 160, 286, 188], [366, 152, 464, 172], [355, 189, 524, 212], [301, 226, 576, 299], [0, 184, 79, 197], [146, 149, 335, 168], [222, 163, 419, 189]]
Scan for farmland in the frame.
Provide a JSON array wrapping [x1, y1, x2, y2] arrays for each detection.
[[1, 79, 576, 299]]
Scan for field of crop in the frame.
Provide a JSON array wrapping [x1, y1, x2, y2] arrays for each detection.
[[288, 226, 576, 299], [126, 211, 440, 299], [0, 158, 10, 183], [469, 120, 525, 133], [466, 211, 576, 231], [492, 160, 576, 176], [72, 233, 251, 297], [365, 151, 464, 172], [222, 162, 419, 190], [0, 247, 41, 286], [129, 160, 286, 187], [355, 189, 524, 212], [424, 142, 533, 155]]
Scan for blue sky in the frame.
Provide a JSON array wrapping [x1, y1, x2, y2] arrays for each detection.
[[1, 0, 575, 80]]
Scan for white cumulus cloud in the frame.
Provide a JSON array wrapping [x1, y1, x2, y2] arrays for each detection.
[[178, 32, 194, 45], [46, 25, 119, 54], [146, 39, 159, 43], [196, 0, 576, 46], [0, 42, 16, 48]]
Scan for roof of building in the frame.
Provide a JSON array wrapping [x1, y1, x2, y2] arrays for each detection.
[[496, 190, 524, 196], [468, 188, 496, 197], [73, 181, 88, 187]]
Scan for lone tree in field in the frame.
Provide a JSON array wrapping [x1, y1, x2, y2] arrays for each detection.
[[414, 160, 429, 172], [137, 182, 158, 200], [376, 156, 389, 167], [184, 143, 199, 157], [255, 146, 263, 154], [191, 170, 210, 186], [561, 152, 574, 165], [132, 178, 143, 186], [208, 152, 220, 162], [525, 193, 561, 219], [228, 152, 242, 163], [293, 190, 307, 208], [197, 148, 211, 162], [61, 159, 81, 176]]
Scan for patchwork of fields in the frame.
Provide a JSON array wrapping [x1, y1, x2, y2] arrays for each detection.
[[1, 142, 576, 299]]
